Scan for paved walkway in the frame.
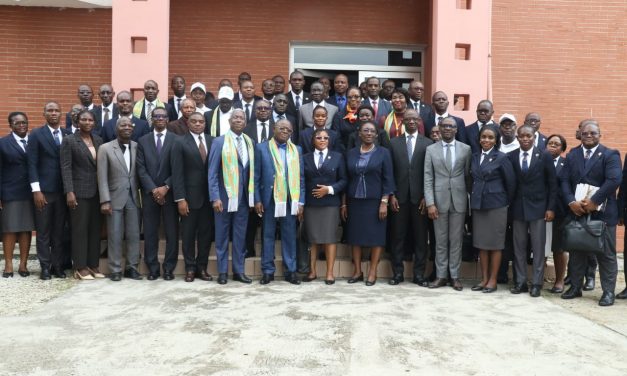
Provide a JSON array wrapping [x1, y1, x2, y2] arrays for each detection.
[[1, 276, 626, 375]]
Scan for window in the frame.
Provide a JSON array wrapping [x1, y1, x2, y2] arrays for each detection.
[[455, 44, 471, 60], [131, 37, 147, 53], [453, 94, 470, 111]]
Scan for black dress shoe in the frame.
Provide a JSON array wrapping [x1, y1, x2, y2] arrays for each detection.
[[529, 285, 541, 297], [412, 277, 429, 287], [471, 284, 485, 291], [302, 275, 318, 282], [428, 278, 448, 289], [163, 271, 175, 281], [583, 278, 595, 291], [561, 286, 582, 299], [233, 273, 252, 284], [549, 286, 564, 294], [616, 287, 627, 299], [40, 269, 51, 280], [147, 274, 159, 281], [18, 270, 30, 277], [347, 273, 364, 284], [184, 271, 195, 282], [451, 279, 463, 291], [285, 274, 301, 285], [2, 272, 13, 278], [217, 273, 228, 285], [109, 272, 122, 282], [497, 277, 509, 284], [260, 273, 274, 285], [482, 286, 497, 293], [510, 283, 529, 294], [196, 270, 213, 281], [389, 275, 404, 285], [599, 291, 615, 307], [124, 268, 143, 280], [52, 268, 67, 279]]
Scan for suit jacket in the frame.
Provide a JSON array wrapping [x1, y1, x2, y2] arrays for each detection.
[[208, 134, 253, 205], [508, 147, 558, 221], [345, 146, 395, 200], [171, 132, 213, 209], [204, 108, 232, 137], [234, 99, 259, 124], [553, 156, 568, 219], [390, 133, 433, 204], [0, 134, 31, 202], [132, 98, 169, 121], [303, 150, 347, 207], [327, 94, 347, 110], [560, 144, 621, 225], [465, 121, 496, 155], [136, 131, 177, 193], [298, 101, 339, 130], [167, 96, 186, 121], [424, 141, 472, 213], [27, 125, 71, 194], [101, 116, 150, 143], [362, 98, 392, 121], [298, 127, 344, 155], [97, 140, 140, 210], [286, 90, 310, 118], [233, 92, 262, 103], [470, 148, 516, 210], [91, 104, 120, 131], [253, 140, 305, 207], [347, 128, 392, 151], [244, 118, 275, 144], [536, 132, 547, 150], [60, 133, 103, 199], [423, 114, 467, 144], [167, 118, 189, 136]]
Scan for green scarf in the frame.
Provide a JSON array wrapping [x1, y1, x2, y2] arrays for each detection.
[[268, 139, 301, 217], [132, 98, 165, 119], [383, 110, 404, 137], [209, 110, 220, 137], [221, 131, 255, 212]]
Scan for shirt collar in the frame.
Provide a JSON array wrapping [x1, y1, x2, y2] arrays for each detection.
[[482, 147, 494, 155], [583, 144, 599, 155], [154, 129, 167, 137], [441, 140, 455, 147], [275, 139, 287, 148], [145, 99, 158, 107], [12, 132, 28, 143]]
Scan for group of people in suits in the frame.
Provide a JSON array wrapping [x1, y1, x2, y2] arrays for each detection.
[[1, 71, 626, 306]]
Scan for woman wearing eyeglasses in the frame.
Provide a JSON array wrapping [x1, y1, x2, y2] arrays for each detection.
[[338, 87, 366, 148], [302, 128, 347, 285], [342, 121, 395, 286]]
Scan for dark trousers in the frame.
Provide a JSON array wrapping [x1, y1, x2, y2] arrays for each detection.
[[513, 218, 546, 286], [181, 202, 213, 272], [34, 192, 67, 271], [69, 196, 101, 269], [245, 211, 261, 256], [567, 253, 597, 279], [390, 202, 429, 278], [569, 226, 617, 293], [214, 200, 248, 274], [142, 193, 179, 275]]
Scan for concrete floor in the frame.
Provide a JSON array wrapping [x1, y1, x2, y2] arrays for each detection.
[[1, 277, 626, 375]]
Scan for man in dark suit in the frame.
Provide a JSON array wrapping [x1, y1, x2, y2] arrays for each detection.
[[167, 98, 195, 135], [272, 75, 286, 95], [91, 84, 118, 132], [523, 112, 547, 150], [388, 109, 433, 286], [254, 119, 305, 285], [132, 79, 169, 127], [362, 77, 393, 122], [408, 80, 434, 121], [327, 74, 348, 109], [560, 120, 621, 306], [206, 86, 235, 137], [28, 102, 70, 280], [66, 84, 94, 128], [167, 75, 186, 121], [285, 70, 309, 119], [67, 104, 84, 134], [97, 117, 142, 281], [136, 107, 179, 281], [271, 94, 297, 142], [508, 125, 558, 297], [171, 112, 214, 283], [423, 91, 467, 143], [233, 80, 259, 123], [209, 109, 254, 284], [101, 91, 150, 143], [465, 100, 495, 154]]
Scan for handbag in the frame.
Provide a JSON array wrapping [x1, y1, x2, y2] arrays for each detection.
[[561, 214, 606, 254]]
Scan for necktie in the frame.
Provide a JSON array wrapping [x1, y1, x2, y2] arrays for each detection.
[[279, 114, 285, 120], [260, 122, 267, 142], [584, 149, 592, 167], [445, 144, 452, 170], [245, 103, 251, 122], [156, 133, 163, 155], [372, 100, 378, 117], [295, 95, 301, 109], [414, 101, 419, 110], [406, 134, 414, 161], [554, 158, 558, 167], [437, 116, 444, 124], [236, 136, 246, 165], [480, 152, 488, 165], [522, 151, 529, 172], [176, 98, 181, 115], [198, 135, 207, 163], [19, 139, 27, 152], [103, 107, 110, 123], [318, 151, 324, 169], [338, 97, 345, 108], [147, 102, 153, 126], [53, 130, 60, 146]]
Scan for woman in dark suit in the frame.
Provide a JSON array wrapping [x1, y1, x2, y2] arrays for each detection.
[[337, 87, 365, 147], [298, 105, 344, 155], [470, 124, 516, 293], [545, 134, 568, 293], [302, 128, 347, 285], [0, 112, 35, 278], [347, 105, 392, 150], [60, 109, 104, 280], [342, 121, 395, 286]]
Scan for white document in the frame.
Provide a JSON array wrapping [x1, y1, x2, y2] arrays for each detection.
[[575, 183, 603, 211]]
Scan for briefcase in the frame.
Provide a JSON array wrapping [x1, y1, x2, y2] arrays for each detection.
[[561, 215, 606, 254]]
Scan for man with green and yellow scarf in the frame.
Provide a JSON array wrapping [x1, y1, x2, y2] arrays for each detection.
[[254, 119, 305, 285]]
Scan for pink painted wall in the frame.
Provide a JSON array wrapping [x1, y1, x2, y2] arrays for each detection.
[[111, 0, 170, 101], [430, 0, 491, 124]]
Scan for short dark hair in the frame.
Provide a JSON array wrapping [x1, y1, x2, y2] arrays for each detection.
[[8, 111, 27, 124], [76, 109, 95, 121], [547, 134, 567, 152]]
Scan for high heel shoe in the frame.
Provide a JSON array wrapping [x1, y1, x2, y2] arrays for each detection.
[[347, 273, 364, 284], [74, 270, 95, 280], [87, 267, 105, 279], [365, 278, 377, 286], [18, 269, 30, 277], [2, 271, 13, 278]]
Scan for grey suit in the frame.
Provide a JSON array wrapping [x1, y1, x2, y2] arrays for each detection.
[[97, 140, 141, 274], [298, 101, 338, 130], [424, 140, 472, 279]]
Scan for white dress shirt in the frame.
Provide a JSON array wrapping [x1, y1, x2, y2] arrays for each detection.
[[434, 112, 449, 125], [229, 131, 249, 166], [256, 119, 270, 142], [173, 95, 186, 118], [154, 129, 167, 147], [144, 100, 158, 119], [12, 132, 28, 152], [218, 109, 233, 136], [519, 147, 533, 169]]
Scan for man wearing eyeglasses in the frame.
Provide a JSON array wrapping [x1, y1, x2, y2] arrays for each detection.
[[523, 112, 548, 150], [465, 100, 495, 154]]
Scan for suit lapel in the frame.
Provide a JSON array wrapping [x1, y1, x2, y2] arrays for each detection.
[[186, 133, 203, 165], [75, 135, 97, 166], [8, 135, 25, 155], [583, 145, 603, 176], [112, 142, 129, 174]]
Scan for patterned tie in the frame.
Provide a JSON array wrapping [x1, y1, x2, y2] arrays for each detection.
[[156, 133, 163, 156], [584, 149, 592, 167], [446, 144, 452, 170], [245, 103, 251, 122], [295, 95, 301, 109], [260, 122, 267, 142], [103, 107, 110, 123], [176, 98, 181, 115], [53, 129, 60, 146], [437, 116, 444, 124], [318, 151, 324, 169], [146, 102, 153, 126], [522, 151, 529, 172], [19, 139, 27, 152], [236, 136, 246, 165], [406, 134, 414, 161], [480, 152, 488, 165], [372, 100, 378, 118], [198, 135, 207, 163]]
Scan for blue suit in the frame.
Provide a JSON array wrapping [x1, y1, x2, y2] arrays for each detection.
[[101, 116, 150, 143], [254, 140, 305, 275], [0, 134, 31, 202], [208, 134, 254, 274], [470, 148, 516, 210], [298, 127, 344, 155], [303, 151, 347, 207]]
